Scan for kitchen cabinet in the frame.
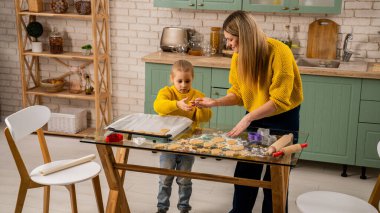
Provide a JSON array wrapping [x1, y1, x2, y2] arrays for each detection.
[[14, 0, 111, 137], [299, 75, 361, 165], [154, 0, 241, 10], [154, 0, 341, 14], [355, 79, 380, 168], [243, 0, 342, 14]]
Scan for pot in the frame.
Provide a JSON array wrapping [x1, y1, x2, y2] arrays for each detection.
[[160, 27, 189, 52]]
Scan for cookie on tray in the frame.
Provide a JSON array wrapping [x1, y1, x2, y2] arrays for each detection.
[[177, 139, 189, 145], [211, 137, 225, 143], [211, 148, 222, 155], [168, 143, 181, 151], [224, 150, 237, 157], [203, 141, 215, 148], [198, 148, 210, 154], [227, 139, 237, 145], [230, 145, 244, 151], [190, 139, 204, 146]]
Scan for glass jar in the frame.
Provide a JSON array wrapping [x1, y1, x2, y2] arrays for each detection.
[[49, 29, 63, 54], [188, 33, 203, 56], [69, 66, 83, 94], [210, 27, 221, 55], [74, 0, 91, 15], [50, 0, 68, 14]]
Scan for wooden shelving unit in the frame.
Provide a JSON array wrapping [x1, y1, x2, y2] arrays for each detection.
[[14, 0, 112, 137]]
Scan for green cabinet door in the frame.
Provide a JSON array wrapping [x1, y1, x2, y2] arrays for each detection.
[[154, 0, 241, 10], [243, 0, 342, 14], [210, 87, 246, 129], [154, 0, 196, 9], [299, 75, 361, 165], [356, 123, 380, 169], [145, 63, 211, 114]]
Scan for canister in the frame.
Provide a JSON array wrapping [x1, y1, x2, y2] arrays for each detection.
[[210, 27, 221, 55]]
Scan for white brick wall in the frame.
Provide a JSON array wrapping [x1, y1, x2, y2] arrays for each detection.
[[1, 0, 380, 121]]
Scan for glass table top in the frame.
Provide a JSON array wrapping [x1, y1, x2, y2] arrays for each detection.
[[81, 117, 309, 167]]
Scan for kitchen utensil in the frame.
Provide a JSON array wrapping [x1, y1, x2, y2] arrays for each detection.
[[160, 27, 189, 52], [306, 19, 338, 60]]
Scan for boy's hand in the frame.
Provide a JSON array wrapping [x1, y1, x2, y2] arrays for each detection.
[[193, 97, 216, 108], [177, 97, 193, 111]]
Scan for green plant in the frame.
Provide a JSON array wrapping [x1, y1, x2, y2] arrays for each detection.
[[81, 44, 92, 50], [26, 21, 43, 41]]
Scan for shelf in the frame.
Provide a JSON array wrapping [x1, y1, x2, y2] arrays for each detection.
[[19, 11, 106, 20], [44, 127, 96, 138], [27, 87, 108, 100], [23, 50, 106, 60]]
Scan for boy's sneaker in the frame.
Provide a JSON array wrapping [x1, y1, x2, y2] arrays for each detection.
[[156, 209, 167, 213], [180, 210, 189, 213]]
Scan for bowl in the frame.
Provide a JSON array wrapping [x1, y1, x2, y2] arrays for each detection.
[[40, 78, 65, 93]]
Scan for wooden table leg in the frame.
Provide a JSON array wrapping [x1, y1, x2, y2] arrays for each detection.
[[96, 145, 130, 213], [270, 165, 289, 213]]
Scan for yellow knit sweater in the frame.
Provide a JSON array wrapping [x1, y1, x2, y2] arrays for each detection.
[[227, 38, 303, 115], [154, 85, 212, 126]]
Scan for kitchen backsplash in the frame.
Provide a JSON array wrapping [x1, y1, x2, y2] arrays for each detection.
[[0, 0, 379, 120]]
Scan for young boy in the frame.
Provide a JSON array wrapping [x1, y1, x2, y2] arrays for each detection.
[[153, 60, 212, 213]]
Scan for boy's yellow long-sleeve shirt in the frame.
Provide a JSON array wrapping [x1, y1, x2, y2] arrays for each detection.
[[154, 85, 212, 126], [228, 38, 303, 115]]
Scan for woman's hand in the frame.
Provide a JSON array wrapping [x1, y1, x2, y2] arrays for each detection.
[[192, 97, 217, 108], [177, 97, 193, 111], [227, 114, 253, 137]]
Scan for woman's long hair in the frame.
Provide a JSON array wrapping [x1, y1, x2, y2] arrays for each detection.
[[223, 11, 269, 86]]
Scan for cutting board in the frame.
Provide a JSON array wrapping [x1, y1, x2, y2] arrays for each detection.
[[306, 19, 338, 60]]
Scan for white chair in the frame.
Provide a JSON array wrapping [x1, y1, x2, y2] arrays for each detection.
[[4, 105, 104, 213], [296, 140, 380, 213]]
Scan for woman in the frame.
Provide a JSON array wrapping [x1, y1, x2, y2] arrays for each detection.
[[194, 11, 303, 213]]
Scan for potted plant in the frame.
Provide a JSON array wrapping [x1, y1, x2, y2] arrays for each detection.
[[26, 21, 43, 52], [81, 44, 92, 56]]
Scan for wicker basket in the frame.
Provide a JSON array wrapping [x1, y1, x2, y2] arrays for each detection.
[[28, 0, 43, 12], [48, 107, 87, 133], [40, 78, 65, 93]]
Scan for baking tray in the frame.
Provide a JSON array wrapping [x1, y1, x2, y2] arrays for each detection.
[[105, 113, 193, 139]]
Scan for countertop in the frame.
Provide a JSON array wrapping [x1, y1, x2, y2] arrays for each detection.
[[142, 52, 380, 80]]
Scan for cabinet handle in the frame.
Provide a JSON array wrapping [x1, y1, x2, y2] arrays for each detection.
[[214, 92, 220, 96], [197, 3, 204, 6], [189, 3, 195, 6], [292, 7, 299, 10], [282, 7, 289, 10]]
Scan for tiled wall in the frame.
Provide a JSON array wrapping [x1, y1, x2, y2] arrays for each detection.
[[0, 0, 379, 121]]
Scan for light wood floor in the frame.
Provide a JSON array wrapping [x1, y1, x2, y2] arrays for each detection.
[[0, 125, 378, 213]]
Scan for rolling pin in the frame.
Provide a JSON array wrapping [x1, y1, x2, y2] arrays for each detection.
[[273, 143, 308, 157], [40, 154, 96, 176], [265, 133, 294, 156]]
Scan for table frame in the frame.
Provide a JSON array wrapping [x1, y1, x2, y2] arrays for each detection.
[[96, 144, 291, 213]]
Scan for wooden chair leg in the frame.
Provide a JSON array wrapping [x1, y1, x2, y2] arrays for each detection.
[[15, 182, 28, 213], [368, 175, 380, 211], [43, 186, 50, 213], [67, 184, 78, 213], [92, 175, 104, 213]]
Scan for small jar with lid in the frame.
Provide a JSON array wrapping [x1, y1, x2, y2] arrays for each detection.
[[210, 27, 221, 55], [49, 29, 63, 54], [50, 0, 68, 14], [74, 0, 91, 15]]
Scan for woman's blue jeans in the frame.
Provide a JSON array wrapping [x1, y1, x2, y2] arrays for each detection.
[[157, 153, 195, 211]]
